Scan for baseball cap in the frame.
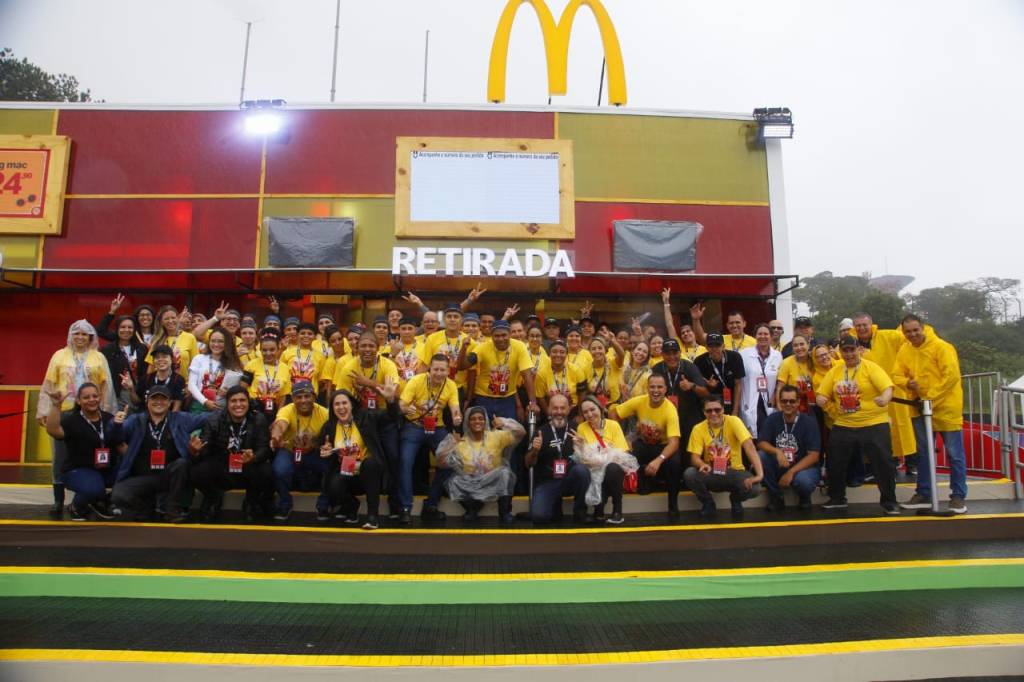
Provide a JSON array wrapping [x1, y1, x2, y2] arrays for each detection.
[[147, 384, 172, 399], [443, 303, 462, 314], [544, 317, 560, 327], [492, 320, 510, 331], [706, 332, 725, 347], [794, 316, 812, 327], [399, 317, 418, 327], [283, 317, 300, 329], [291, 379, 315, 395], [839, 336, 859, 349], [662, 339, 681, 352], [463, 313, 480, 323], [150, 344, 174, 357]]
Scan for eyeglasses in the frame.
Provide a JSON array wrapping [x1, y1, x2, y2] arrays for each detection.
[[779, 398, 799, 404], [769, 326, 784, 331], [704, 407, 723, 413]]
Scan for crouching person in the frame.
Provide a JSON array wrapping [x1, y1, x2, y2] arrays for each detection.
[[191, 385, 273, 522], [525, 394, 591, 524], [109, 384, 207, 522], [436, 406, 524, 524], [757, 384, 821, 511], [269, 379, 330, 521], [684, 395, 764, 517]]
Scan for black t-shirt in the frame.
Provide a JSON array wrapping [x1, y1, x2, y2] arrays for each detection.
[[139, 373, 186, 405], [695, 351, 746, 396], [758, 411, 820, 463], [651, 359, 706, 428], [58, 411, 118, 474], [533, 421, 575, 482], [131, 417, 181, 477]]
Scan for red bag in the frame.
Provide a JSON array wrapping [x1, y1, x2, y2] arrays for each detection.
[[623, 471, 638, 493]]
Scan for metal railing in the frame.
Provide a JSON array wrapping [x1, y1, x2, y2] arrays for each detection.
[[960, 372, 1004, 477], [1000, 385, 1024, 499]]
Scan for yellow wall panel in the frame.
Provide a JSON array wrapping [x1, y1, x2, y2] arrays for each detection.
[[0, 109, 57, 135], [0, 236, 41, 268], [24, 391, 52, 464], [558, 114, 769, 203]]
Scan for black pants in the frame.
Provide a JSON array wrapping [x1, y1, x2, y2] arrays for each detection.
[[827, 423, 897, 505], [324, 456, 384, 517], [190, 457, 273, 503], [634, 442, 682, 511], [683, 467, 760, 503], [599, 462, 626, 515], [111, 457, 190, 516]]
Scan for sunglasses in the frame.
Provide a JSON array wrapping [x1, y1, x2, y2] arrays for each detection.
[[779, 398, 799, 404], [769, 326, 784, 331], [704, 407, 723, 413]]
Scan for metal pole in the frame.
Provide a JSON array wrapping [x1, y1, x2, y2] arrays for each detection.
[[239, 21, 253, 105], [596, 57, 606, 106], [330, 0, 341, 102], [921, 399, 940, 513], [527, 410, 537, 501], [422, 30, 430, 103]]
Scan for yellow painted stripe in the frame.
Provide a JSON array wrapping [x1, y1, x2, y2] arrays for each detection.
[[577, 196, 770, 207], [3, 558, 1022, 584], [1, 512, 1022, 536], [64, 193, 393, 200], [2, 635, 1023, 667], [18, 391, 28, 463]]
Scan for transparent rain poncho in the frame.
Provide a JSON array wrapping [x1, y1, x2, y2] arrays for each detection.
[[573, 424, 639, 506], [436, 406, 525, 502], [36, 319, 117, 417]]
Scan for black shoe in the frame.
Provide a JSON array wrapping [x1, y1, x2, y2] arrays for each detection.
[[362, 515, 380, 530], [882, 502, 902, 516], [67, 504, 88, 522], [88, 501, 115, 520], [399, 510, 412, 526], [822, 498, 848, 509], [273, 507, 292, 522], [847, 479, 863, 488], [667, 508, 680, 520], [345, 513, 361, 525], [497, 496, 514, 524], [730, 500, 744, 517], [165, 508, 189, 524], [48, 503, 64, 519], [698, 500, 717, 518], [767, 495, 785, 512], [421, 506, 447, 522], [905, 466, 917, 477], [572, 510, 593, 524], [242, 499, 256, 523], [606, 512, 625, 525], [315, 509, 330, 522], [797, 495, 812, 510], [863, 474, 876, 483], [592, 507, 606, 522], [462, 509, 479, 523]]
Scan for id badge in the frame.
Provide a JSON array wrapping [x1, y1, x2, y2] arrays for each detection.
[[293, 448, 303, 464], [401, 368, 415, 381], [756, 376, 768, 392], [228, 452, 244, 474], [498, 382, 507, 394], [667, 395, 679, 408], [94, 448, 110, 469], [722, 386, 732, 406], [263, 397, 276, 413], [422, 414, 437, 434], [340, 455, 358, 476], [150, 449, 166, 470], [366, 396, 377, 410], [783, 447, 796, 464], [712, 454, 728, 476], [553, 458, 567, 478]]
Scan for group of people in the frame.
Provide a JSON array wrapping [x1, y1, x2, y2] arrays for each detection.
[[36, 285, 968, 530]]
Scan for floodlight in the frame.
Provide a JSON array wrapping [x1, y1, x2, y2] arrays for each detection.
[[753, 107, 794, 140], [240, 99, 286, 137]]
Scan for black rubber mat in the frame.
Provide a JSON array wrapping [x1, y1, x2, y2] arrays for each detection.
[[4, 539, 1023, 575], [2, 589, 1022, 655]]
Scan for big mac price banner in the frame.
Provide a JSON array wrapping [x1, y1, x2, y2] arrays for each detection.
[[0, 135, 70, 235]]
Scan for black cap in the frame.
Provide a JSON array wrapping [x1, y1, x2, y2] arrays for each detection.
[[372, 315, 388, 326], [794, 316, 813, 327], [839, 336, 859, 349], [443, 303, 462, 314], [579, 315, 595, 324], [706, 332, 725, 347], [399, 317, 418, 327], [291, 379, 315, 395], [662, 339, 681, 352], [544, 318, 560, 328], [150, 344, 174, 357], [147, 384, 172, 399]]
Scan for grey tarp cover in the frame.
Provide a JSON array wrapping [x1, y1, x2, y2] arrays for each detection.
[[266, 217, 354, 268], [612, 220, 702, 272]]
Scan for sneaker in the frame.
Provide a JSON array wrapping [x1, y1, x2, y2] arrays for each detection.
[[165, 509, 189, 524], [421, 506, 447, 522], [333, 508, 349, 521], [606, 512, 624, 525], [767, 495, 785, 512], [698, 500, 717, 518], [899, 493, 932, 510], [88, 502, 115, 520], [315, 509, 330, 522], [905, 466, 917, 477], [592, 508, 606, 522], [344, 514, 360, 525], [882, 502, 902, 516], [67, 504, 88, 522], [797, 495, 812, 510], [273, 508, 292, 522], [462, 509, 479, 523], [48, 503, 64, 519], [398, 510, 412, 526], [863, 474, 876, 484], [822, 498, 848, 509], [948, 496, 967, 514], [847, 479, 864, 488], [572, 511, 593, 524], [362, 515, 380, 530], [667, 508, 680, 520], [730, 500, 744, 517]]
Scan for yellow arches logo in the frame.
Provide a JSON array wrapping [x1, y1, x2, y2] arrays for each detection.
[[487, 0, 627, 106]]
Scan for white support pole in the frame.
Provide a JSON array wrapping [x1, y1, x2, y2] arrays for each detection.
[[764, 138, 795, 334]]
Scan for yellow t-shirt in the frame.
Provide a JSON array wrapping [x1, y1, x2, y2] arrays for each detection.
[[567, 348, 593, 377], [332, 421, 367, 461], [471, 338, 534, 398], [586, 361, 623, 405], [274, 402, 330, 451], [400, 373, 459, 426], [687, 416, 752, 470], [818, 358, 894, 428], [521, 346, 550, 388], [534, 362, 585, 405], [419, 330, 475, 388], [44, 348, 110, 411], [620, 363, 652, 399], [238, 345, 262, 367], [314, 337, 349, 363], [244, 358, 292, 403], [332, 355, 400, 409], [682, 344, 707, 362], [614, 395, 681, 445], [146, 331, 199, 378], [390, 339, 424, 390], [280, 345, 326, 385], [452, 430, 515, 474], [727, 334, 756, 352], [576, 419, 629, 452], [778, 355, 815, 394]]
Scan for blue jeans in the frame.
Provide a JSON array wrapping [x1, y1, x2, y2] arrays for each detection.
[[399, 423, 450, 511], [529, 465, 590, 522], [471, 395, 518, 420], [63, 467, 115, 510], [272, 448, 327, 512], [912, 416, 967, 500], [758, 451, 821, 498]]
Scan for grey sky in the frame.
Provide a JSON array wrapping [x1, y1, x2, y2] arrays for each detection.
[[3, 0, 1023, 294]]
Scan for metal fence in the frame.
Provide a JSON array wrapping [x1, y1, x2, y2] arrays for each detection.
[[959, 372, 1024, 498]]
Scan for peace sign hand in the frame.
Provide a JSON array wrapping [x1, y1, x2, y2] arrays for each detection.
[[109, 293, 126, 315]]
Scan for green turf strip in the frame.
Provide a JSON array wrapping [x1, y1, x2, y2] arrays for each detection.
[[2, 564, 1024, 605]]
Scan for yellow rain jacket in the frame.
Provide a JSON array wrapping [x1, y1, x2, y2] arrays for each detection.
[[892, 329, 963, 432], [854, 325, 917, 456]]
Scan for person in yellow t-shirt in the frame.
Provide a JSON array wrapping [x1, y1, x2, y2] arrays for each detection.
[[332, 332, 400, 412], [237, 321, 262, 368], [585, 336, 623, 408], [690, 303, 756, 352], [280, 323, 326, 387], [565, 325, 593, 376], [816, 336, 898, 514], [775, 334, 817, 415], [852, 312, 917, 460], [463, 320, 538, 420], [572, 395, 631, 523], [609, 374, 682, 516], [146, 305, 199, 378], [534, 340, 586, 411], [244, 330, 292, 421], [268, 379, 330, 519], [317, 325, 349, 396], [684, 395, 763, 516], [388, 317, 423, 393], [399, 354, 463, 519], [417, 304, 475, 397]]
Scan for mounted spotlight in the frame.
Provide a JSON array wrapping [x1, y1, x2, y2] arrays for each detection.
[[753, 107, 794, 140], [241, 99, 286, 136]]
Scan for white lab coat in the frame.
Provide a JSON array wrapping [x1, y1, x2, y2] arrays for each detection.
[[738, 346, 783, 438]]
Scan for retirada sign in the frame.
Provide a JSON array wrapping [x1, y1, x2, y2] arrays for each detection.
[[392, 246, 574, 278]]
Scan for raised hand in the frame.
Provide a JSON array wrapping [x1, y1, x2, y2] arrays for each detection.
[[503, 303, 521, 320], [467, 283, 487, 303], [689, 302, 705, 321], [401, 291, 423, 307], [213, 300, 229, 321], [109, 293, 126, 315], [267, 295, 280, 314], [661, 288, 671, 305]]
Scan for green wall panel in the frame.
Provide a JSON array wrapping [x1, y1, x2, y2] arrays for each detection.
[[558, 113, 769, 203]]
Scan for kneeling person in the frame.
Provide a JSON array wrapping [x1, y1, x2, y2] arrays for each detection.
[[757, 384, 821, 510], [684, 396, 764, 517]]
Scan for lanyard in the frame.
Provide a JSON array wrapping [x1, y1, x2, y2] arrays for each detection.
[[592, 364, 608, 392], [153, 374, 171, 386], [121, 345, 136, 362], [592, 420, 607, 448], [711, 356, 727, 384], [548, 423, 569, 452], [757, 352, 770, 377], [530, 348, 543, 371], [665, 362, 683, 390], [296, 412, 312, 439], [730, 336, 743, 351], [709, 425, 725, 446], [82, 413, 105, 447], [626, 366, 648, 393], [684, 345, 699, 362], [228, 418, 248, 451], [338, 421, 355, 448], [71, 351, 89, 385], [360, 357, 379, 381], [424, 379, 445, 413], [494, 348, 510, 371], [844, 363, 859, 383], [398, 341, 418, 366], [148, 418, 168, 445], [783, 414, 799, 439], [444, 334, 462, 357], [296, 347, 313, 366], [264, 363, 279, 388], [553, 365, 568, 392]]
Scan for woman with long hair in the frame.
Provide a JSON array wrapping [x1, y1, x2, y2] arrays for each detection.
[[188, 327, 243, 413], [776, 334, 817, 417], [100, 314, 148, 411], [571, 395, 637, 525], [147, 305, 199, 379]]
